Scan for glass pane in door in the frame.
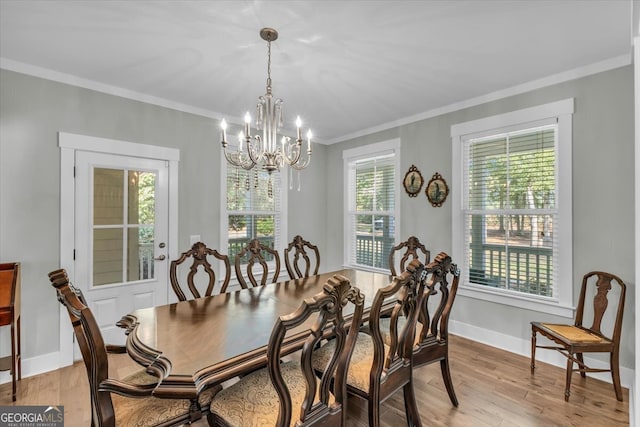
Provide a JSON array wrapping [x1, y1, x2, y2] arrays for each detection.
[[127, 171, 156, 281], [93, 168, 157, 286], [94, 168, 124, 225], [93, 228, 123, 286]]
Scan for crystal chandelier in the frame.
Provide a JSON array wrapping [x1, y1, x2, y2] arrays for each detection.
[[220, 28, 312, 177]]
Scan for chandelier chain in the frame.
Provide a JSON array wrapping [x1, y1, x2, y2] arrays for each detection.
[[266, 39, 272, 92]]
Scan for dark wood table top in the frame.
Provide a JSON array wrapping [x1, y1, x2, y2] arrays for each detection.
[[119, 268, 391, 399]]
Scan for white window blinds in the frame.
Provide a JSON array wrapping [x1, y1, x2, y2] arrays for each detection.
[[225, 167, 282, 263], [463, 124, 557, 297], [347, 153, 396, 270]]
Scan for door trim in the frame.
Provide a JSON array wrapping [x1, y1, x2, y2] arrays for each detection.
[[58, 132, 180, 367]]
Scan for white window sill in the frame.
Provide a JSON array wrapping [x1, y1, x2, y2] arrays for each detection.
[[458, 283, 575, 318]]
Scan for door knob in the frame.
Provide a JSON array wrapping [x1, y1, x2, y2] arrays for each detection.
[[154, 255, 166, 261]]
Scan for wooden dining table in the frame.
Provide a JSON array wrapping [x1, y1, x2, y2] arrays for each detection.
[[117, 268, 392, 400]]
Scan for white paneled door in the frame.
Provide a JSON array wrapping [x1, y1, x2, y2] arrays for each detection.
[[74, 151, 169, 345]]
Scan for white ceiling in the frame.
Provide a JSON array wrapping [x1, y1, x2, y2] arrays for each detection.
[[0, 0, 633, 144]]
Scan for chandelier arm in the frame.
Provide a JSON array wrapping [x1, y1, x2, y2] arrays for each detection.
[[288, 151, 312, 170], [281, 142, 302, 166], [222, 145, 256, 170], [247, 135, 265, 165]]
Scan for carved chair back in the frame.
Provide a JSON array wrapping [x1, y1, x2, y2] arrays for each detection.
[[49, 269, 198, 426], [170, 242, 231, 300], [284, 235, 320, 279], [208, 275, 364, 427], [575, 271, 626, 340], [234, 238, 281, 288], [49, 269, 117, 426], [388, 236, 430, 276], [314, 259, 427, 427], [414, 252, 460, 406]]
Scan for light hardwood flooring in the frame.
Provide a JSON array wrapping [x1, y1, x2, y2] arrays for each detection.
[[0, 335, 629, 426]]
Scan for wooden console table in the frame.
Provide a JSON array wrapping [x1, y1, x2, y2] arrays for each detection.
[[0, 262, 21, 401]]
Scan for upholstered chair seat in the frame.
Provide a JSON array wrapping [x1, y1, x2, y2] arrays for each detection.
[[112, 381, 218, 427], [209, 360, 329, 427], [375, 317, 424, 347], [313, 332, 390, 393]]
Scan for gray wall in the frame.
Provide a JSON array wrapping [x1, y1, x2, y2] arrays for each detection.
[[0, 65, 634, 374], [0, 69, 328, 359], [325, 65, 636, 371]]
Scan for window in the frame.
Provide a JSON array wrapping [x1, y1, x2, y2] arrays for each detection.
[[344, 140, 400, 271], [222, 165, 287, 268], [451, 99, 574, 317]]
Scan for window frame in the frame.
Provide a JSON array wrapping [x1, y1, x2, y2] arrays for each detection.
[[451, 99, 574, 317], [343, 139, 401, 272], [220, 152, 288, 284]]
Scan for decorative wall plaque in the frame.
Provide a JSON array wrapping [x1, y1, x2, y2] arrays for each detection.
[[425, 172, 449, 207], [402, 165, 424, 197]]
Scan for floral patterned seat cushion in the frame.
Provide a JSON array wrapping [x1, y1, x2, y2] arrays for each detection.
[[209, 360, 329, 427], [110, 370, 219, 427], [374, 317, 424, 346], [312, 332, 390, 393]]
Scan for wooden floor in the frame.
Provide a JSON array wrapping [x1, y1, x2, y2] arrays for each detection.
[[0, 335, 629, 426]]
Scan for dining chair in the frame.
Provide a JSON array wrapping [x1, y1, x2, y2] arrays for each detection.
[[378, 252, 461, 406], [234, 238, 281, 288], [284, 235, 320, 279], [207, 274, 365, 427], [313, 259, 427, 427], [388, 236, 430, 276], [531, 270, 627, 401], [170, 241, 231, 301], [0, 262, 21, 401], [49, 269, 217, 426]]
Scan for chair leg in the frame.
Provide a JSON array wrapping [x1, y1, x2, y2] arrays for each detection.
[[610, 351, 623, 401], [403, 380, 423, 427], [440, 357, 458, 407], [530, 329, 536, 374], [576, 353, 586, 378], [564, 356, 573, 401], [367, 389, 381, 427]]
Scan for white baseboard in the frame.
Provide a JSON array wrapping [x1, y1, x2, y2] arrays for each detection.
[[449, 319, 634, 388], [0, 351, 61, 385]]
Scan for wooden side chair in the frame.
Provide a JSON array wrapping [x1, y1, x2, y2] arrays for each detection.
[[531, 271, 627, 401], [0, 262, 21, 401], [388, 236, 430, 276], [49, 269, 217, 426], [313, 259, 427, 427], [207, 274, 364, 426], [284, 235, 320, 279], [234, 238, 281, 288], [170, 241, 231, 301], [413, 252, 460, 405], [375, 252, 460, 407]]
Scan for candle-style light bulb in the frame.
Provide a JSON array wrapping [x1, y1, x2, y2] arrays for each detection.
[[220, 119, 227, 142], [238, 132, 244, 152], [306, 130, 312, 151], [244, 112, 251, 137], [296, 116, 302, 141]]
